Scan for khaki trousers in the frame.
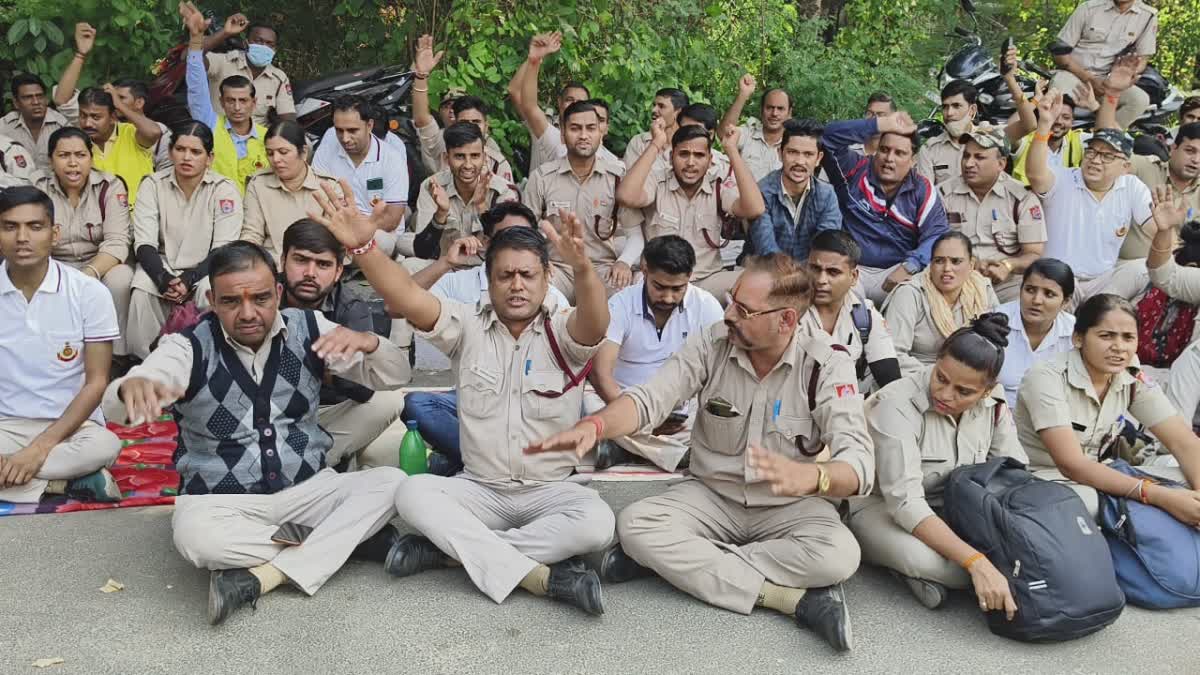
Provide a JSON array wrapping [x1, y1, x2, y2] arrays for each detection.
[[583, 391, 690, 472], [695, 269, 740, 307], [393, 474, 616, 603], [1051, 71, 1151, 130], [847, 496, 970, 589], [127, 275, 212, 359], [171, 467, 405, 595], [617, 479, 861, 614], [317, 389, 408, 468], [1069, 259, 1147, 312], [855, 263, 903, 307], [0, 418, 121, 503], [61, 261, 134, 356], [1032, 464, 1187, 519]]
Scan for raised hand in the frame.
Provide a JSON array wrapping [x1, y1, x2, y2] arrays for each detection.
[[428, 179, 451, 215], [650, 116, 669, 151], [738, 73, 757, 97], [413, 34, 445, 77], [1071, 80, 1100, 112], [74, 22, 96, 55], [309, 179, 378, 250], [528, 32, 563, 62], [524, 422, 597, 458], [446, 235, 484, 267], [180, 2, 210, 38], [1105, 54, 1139, 95], [1035, 88, 1063, 134], [721, 124, 742, 154], [224, 12, 249, 36], [312, 325, 380, 362], [879, 111, 917, 136], [541, 209, 588, 269], [1150, 184, 1188, 233], [471, 166, 493, 211], [119, 377, 184, 426], [1002, 45, 1018, 74]]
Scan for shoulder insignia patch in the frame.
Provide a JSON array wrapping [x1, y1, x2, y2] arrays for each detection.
[[220, 199, 235, 214]]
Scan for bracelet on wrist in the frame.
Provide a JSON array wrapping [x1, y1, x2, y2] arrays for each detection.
[[349, 238, 377, 256], [1033, 132, 1052, 143], [961, 552, 986, 570], [74, 51, 87, 60], [581, 415, 605, 439]]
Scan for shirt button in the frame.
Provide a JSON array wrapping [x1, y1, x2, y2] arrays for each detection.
[[266, 449, 275, 457], [268, 472, 277, 480], [263, 428, 273, 437]]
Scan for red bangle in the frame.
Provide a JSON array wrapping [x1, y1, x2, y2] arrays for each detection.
[[580, 415, 605, 439], [349, 238, 377, 256], [1139, 479, 1151, 505], [1105, 94, 1120, 105]]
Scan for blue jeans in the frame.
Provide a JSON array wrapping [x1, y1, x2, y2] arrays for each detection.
[[401, 391, 461, 472]]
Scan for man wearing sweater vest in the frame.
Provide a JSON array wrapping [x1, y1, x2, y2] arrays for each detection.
[[103, 241, 411, 626]]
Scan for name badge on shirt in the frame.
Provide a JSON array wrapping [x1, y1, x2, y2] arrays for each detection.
[[367, 177, 385, 206], [659, 213, 680, 225], [549, 200, 572, 210], [947, 211, 964, 224]]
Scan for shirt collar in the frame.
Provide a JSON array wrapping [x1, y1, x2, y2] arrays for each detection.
[[729, 328, 802, 377], [1065, 349, 1135, 401], [477, 295, 559, 331], [0, 259, 62, 296], [224, 117, 261, 139], [667, 170, 716, 195]]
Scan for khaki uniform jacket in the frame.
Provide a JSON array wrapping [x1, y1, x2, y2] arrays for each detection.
[[868, 367, 1027, 533], [131, 169, 242, 294], [882, 278, 1001, 376], [632, 166, 740, 281], [0, 108, 70, 171], [524, 155, 631, 271], [242, 167, 339, 260], [0, 134, 36, 187], [1057, 0, 1158, 78], [1120, 154, 1200, 260], [940, 174, 1047, 298], [34, 170, 131, 264], [417, 295, 601, 484], [415, 168, 519, 257], [415, 121, 514, 185], [915, 132, 963, 186], [204, 51, 295, 127], [623, 324, 875, 507], [736, 118, 782, 181], [1016, 350, 1175, 470], [799, 291, 896, 377]]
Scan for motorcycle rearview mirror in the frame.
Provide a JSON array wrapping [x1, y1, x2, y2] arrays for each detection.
[[960, 0, 977, 13]]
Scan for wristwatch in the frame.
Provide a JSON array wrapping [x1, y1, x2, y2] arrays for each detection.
[[816, 463, 832, 496]]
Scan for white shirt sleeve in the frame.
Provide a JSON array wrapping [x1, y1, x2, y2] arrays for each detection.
[[312, 128, 338, 174], [1127, 175, 1154, 226], [605, 290, 633, 346], [380, 143, 409, 205]]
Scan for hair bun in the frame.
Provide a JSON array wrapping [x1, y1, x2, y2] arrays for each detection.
[[970, 312, 1011, 349], [1179, 220, 1200, 244]]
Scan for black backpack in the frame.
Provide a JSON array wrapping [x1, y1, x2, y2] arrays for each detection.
[[942, 457, 1125, 642]]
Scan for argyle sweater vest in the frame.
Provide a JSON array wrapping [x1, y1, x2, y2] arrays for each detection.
[[174, 309, 330, 495]]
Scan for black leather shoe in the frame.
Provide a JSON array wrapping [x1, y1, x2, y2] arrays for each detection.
[[352, 523, 401, 564], [794, 583, 853, 652], [598, 544, 651, 584], [593, 440, 634, 471], [384, 534, 451, 578], [207, 569, 261, 626], [547, 561, 605, 615]]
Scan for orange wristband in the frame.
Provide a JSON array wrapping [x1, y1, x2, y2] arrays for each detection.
[[1105, 94, 1120, 105], [961, 552, 986, 570], [1139, 479, 1152, 505], [581, 415, 605, 439], [1033, 132, 1051, 143]]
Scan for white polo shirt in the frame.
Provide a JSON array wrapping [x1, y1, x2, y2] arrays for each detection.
[[0, 260, 119, 424], [313, 129, 409, 214], [606, 279, 724, 392], [431, 264, 569, 308], [997, 300, 1076, 409], [1040, 166, 1152, 279]]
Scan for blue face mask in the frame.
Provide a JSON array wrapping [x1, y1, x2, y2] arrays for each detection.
[[247, 43, 275, 68]]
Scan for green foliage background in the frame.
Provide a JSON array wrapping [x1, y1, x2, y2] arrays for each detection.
[[3, 0, 1198, 169]]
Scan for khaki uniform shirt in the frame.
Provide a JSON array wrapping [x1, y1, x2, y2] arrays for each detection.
[[882, 278, 1001, 377], [0, 108, 70, 171], [242, 167, 338, 260], [204, 51, 295, 127], [868, 367, 1027, 532], [415, 121, 514, 185], [415, 168, 519, 257], [624, 324, 875, 507], [524, 155, 631, 273], [0, 134, 36, 187], [623, 129, 731, 179], [103, 310, 408, 424], [417, 295, 601, 484], [1016, 350, 1174, 469], [736, 118, 782, 181], [940, 174, 1047, 298], [1057, 0, 1158, 78], [915, 132, 963, 186], [34, 170, 131, 264], [633, 166, 740, 280], [1120, 155, 1200, 260], [131, 169, 242, 294], [800, 291, 896, 379], [623, 130, 653, 169]]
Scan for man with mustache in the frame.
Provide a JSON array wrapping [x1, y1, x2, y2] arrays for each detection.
[[76, 86, 161, 205], [821, 111, 950, 305], [528, 253, 874, 652], [718, 74, 792, 181], [277, 219, 410, 470], [937, 125, 1046, 302], [623, 88, 690, 169], [103, 240, 412, 625], [749, 118, 842, 265], [0, 74, 71, 171]]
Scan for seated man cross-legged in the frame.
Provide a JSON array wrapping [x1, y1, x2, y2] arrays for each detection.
[[0, 186, 122, 504], [529, 254, 875, 651], [308, 179, 615, 615], [103, 241, 411, 625]]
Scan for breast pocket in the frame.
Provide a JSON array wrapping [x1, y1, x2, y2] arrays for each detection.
[[459, 366, 502, 417], [768, 414, 818, 459], [649, 213, 681, 238], [1080, 24, 1112, 48], [521, 369, 571, 420], [46, 330, 85, 368], [980, 215, 1021, 256], [696, 409, 746, 455]]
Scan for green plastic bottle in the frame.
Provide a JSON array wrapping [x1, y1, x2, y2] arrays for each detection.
[[399, 420, 428, 476]]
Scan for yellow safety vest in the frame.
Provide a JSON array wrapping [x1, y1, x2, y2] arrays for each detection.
[[91, 122, 153, 206], [212, 115, 268, 195], [1012, 129, 1085, 185]]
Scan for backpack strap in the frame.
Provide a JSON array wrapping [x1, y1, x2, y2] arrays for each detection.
[[594, 173, 622, 241], [703, 167, 736, 249], [532, 315, 594, 399], [98, 178, 110, 222], [850, 302, 872, 379]]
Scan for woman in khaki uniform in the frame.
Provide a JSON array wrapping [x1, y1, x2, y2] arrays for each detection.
[[1016, 294, 1200, 526], [36, 127, 134, 357], [850, 314, 1026, 616], [127, 122, 242, 358], [883, 232, 999, 376], [242, 120, 338, 260]]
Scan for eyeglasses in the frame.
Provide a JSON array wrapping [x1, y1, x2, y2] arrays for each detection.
[[1084, 148, 1124, 165], [726, 294, 789, 321]]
